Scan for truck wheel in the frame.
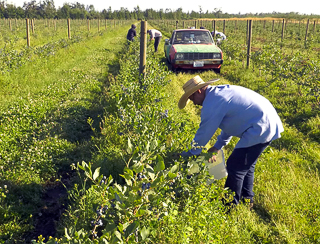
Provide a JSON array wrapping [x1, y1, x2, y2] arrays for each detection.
[[213, 68, 221, 74]]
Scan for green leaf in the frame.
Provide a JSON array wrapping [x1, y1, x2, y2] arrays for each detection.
[[188, 162, 200, 174], [170, 164, 179, 173], [146, 141, 150, 152], [168, 172, 177, 179], [114, 230, 122, 241], [65, 228, 71, 240], [150, 139, 158, 151], [140, 226, 150, 240], [154, 155, 165, 173], [93, 167, 101, 181], [127, 138, 133, 154], [125, 221, 138, 237], [125, 178, 132, 186], [124, 168, 134, 177], [104, 223, 117, 233], [107, 175, 113, 185], [132, 162, 144, 173]]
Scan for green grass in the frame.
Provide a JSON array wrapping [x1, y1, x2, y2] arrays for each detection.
[[0, 22, 131, 242]]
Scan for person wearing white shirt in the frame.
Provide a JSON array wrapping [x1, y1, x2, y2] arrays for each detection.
[[147, 29, 162, 52], [211, 30, 227, 44]]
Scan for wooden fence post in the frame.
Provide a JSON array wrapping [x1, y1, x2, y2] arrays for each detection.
[[313, 20, 316, 33], [213, 20, 216, 38], [223, 19, 225, 34], [281, 19, 285, 41], [67, 18, 71, 39], [305, 19, 309, 41], [176, 20, 178, 29], [246, 20, 249, 44], [31, 19, 35, 34], [272, 20, 275, 32], [26, 18, 30, 47], [139, 20, 147, 80], [8, 19, 11, 31], [247, 20, 252, 69]]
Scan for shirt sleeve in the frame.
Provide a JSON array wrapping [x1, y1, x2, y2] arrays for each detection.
[[214, 130, 233, 149], [183, 97, 226, 156]]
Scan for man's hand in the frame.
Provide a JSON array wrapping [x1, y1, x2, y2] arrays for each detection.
[[207, 146, 220, 163]]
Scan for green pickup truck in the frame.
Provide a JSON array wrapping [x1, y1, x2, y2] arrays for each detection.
[[164, 28, 223, 73]]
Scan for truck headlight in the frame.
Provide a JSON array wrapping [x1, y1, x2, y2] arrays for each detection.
[[176, 53, 184, 60], [212, 53, 221, 59]]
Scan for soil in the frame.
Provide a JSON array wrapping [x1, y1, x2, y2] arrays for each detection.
[[23, 173, 71, 243]]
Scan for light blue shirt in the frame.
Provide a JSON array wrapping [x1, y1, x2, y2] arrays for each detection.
[[182, 85, 284, 157]]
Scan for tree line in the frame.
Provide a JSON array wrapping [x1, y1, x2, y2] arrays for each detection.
[[1, 0, 319, 20]]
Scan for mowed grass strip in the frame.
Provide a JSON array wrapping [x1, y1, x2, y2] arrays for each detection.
[[0, 24, 131, 242]]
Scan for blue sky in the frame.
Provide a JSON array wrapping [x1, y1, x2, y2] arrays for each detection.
[[7, 0, 320, 15]]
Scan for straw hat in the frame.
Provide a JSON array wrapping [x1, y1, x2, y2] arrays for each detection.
[[178, 75, 219, 109]]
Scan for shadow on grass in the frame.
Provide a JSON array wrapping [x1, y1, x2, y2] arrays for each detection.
[[252, 204, 289, 243], [7, 65, 124, 244]]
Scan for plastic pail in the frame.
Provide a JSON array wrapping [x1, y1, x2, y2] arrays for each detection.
[[205, 150, 227, 184]]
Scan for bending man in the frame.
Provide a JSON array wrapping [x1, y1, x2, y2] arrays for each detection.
[[179, 75, 284, 207]]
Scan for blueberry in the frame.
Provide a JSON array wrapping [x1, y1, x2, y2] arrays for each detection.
[[96, 219, 103, 226], [96, 209, 102, 216], [142, 183, 146, 190], [146, 183, 151, 189]]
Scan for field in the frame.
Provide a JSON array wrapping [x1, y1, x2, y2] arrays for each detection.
[[0, 18, 320, 243]]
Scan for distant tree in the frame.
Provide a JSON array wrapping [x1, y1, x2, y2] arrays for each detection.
[[4, 3, 17, 18], [58, 3, 71, 18], [86, 4, 98, 19], [38, 0, 56, 19], [23, 0, 38, 18], [70, 2, 87, 19], [134, 5, 143, 20], [199, 5, 202, 18], [16, 6, 25, 18], [0, 1, 5, 18], [158, 8, 164, 20]]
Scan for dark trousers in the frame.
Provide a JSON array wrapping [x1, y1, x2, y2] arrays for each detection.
[[154, 36, 162, 52], [225, 141, 271, 205]]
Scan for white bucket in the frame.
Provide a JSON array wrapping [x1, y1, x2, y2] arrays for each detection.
[[205, 150, 228, 184]]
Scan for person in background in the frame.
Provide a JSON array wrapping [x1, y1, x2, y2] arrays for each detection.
[[178, 75, 284, 209], [127, 24, 137, 41], [147, 29, 162, 52], [211, 30, 227, 44]]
